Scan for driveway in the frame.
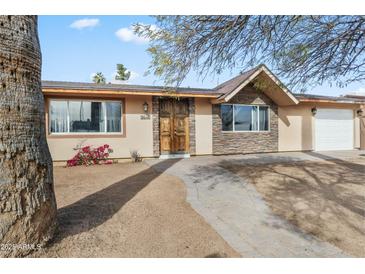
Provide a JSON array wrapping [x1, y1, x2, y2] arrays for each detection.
[[147, 150, 365, 257]]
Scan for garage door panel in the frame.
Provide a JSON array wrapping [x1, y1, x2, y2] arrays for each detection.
[[315, 109, 354, 151]]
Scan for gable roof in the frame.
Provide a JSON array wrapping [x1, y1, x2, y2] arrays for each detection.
[[213, 67, 258, 95], [212, 64, 299, 105]]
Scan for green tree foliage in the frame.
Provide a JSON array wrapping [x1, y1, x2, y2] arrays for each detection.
[[93, 72, 106, 84], [115, 64, 131, 81], [135, 16, 365, 91]]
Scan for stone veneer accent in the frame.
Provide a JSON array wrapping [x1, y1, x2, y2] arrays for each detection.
[[212, 84, 278, 155], [152, 96, 160, 157], [188, 98, 196, 155], [152, 96, 196, 156]]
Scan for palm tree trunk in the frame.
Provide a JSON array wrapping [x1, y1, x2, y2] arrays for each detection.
[[0, 15, 57, 257]]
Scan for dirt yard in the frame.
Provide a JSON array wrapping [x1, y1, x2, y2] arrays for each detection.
[[223, 155, 365, 257], [30, 160, 239, 258]]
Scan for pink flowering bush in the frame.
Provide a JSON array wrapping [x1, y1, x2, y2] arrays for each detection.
[[66, 144, 114, 167]]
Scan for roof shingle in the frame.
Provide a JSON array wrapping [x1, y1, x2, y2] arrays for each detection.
[[41, 65, 365, 104], [42, 80, 217, 95]]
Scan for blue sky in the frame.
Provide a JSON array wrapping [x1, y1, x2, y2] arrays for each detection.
[[39, 15, 365, 96]]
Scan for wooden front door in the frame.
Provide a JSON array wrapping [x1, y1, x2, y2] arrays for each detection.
[[159, 98, 189, 154]]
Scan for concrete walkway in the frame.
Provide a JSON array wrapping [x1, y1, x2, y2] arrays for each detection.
[[146, 150, 363, 257]]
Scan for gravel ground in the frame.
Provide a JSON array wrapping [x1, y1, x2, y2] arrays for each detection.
[[29, 160, 239, 258]]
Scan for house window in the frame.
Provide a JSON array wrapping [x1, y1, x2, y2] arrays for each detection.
[[221, 105, 233, 131], [221, 104, 269, 132], [49, 99, 122, 134]]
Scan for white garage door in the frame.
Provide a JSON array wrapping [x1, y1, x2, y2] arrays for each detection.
[[315, 108, 354, 151]]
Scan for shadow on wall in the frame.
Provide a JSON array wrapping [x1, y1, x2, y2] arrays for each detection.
[[278, 107, 313, 151], [52, 159, 180, 244], [279, 110, 290, 127], [302, 112, 313, 150]]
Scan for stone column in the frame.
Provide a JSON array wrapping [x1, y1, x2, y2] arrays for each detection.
[[188, 98, 196, 155], [152, 96, 160, 157]]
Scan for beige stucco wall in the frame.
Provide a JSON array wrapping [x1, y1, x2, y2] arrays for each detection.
[[278, 105, 314, 151], [355, 115, 360, 148], [46, 93, 363, 161], [279, 103, 361, 152], [195, 98, 213, 155], [47, 95, 154, 161]]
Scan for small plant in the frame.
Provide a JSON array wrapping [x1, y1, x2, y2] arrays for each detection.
[[66, 144, 113, 167], [130, 149, 142, 162]]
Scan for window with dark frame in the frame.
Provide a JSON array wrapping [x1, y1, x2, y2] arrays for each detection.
[[221, 104, 269, 132], [49, 99, 122, 134]]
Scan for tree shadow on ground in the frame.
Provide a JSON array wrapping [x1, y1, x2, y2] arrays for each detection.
[[218, 154, 365, 256], [305, 151, 365, 173], [51, 159, 180, 244]]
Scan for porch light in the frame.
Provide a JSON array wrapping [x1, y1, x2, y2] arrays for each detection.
[[143, 102, 149, 114], [311, 107, 317, 116], [357, 109, 363, 116]]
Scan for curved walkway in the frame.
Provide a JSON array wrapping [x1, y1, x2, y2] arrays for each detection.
[[146, 151, 358, 257]]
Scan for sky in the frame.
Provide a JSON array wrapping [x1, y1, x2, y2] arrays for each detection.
[[39, 15, 365, 97]]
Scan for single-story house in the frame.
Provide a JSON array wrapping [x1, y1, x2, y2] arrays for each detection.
[[42, 64, 365, 163]]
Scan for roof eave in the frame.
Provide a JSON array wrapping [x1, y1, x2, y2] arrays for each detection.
[[42, 88, 218, 98], [214, 65, 299, 106], [260, 66, 299, 105], [298, 98, 364, 105]]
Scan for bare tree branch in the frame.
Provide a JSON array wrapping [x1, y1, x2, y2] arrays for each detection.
[[134, 16, 365, 92]]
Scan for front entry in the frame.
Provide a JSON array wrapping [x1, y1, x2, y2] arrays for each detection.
[[159, 98, 189, 154]]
